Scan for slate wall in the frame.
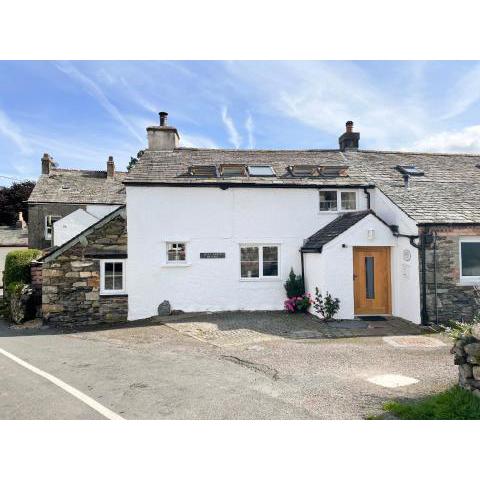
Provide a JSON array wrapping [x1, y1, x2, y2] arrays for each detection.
[[420, 225, 480, 324], [41, 212, 127, 326]]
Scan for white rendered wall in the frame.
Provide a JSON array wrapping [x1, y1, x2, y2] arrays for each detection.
[[52, 209, 98, 246], [126, 186, 367, 320], [303, 214, 421, 323]]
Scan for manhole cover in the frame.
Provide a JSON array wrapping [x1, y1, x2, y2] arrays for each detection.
[[367, 374, 419, 388], [383, 336, 445, 348]]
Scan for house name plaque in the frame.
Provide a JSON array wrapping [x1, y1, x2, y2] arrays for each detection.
[[200, 252, 226, 259]]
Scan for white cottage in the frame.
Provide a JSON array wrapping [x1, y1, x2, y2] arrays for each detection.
[[124, 114, 421, 323]]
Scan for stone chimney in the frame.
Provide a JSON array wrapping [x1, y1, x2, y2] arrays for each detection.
[[146, 112, 180, 150], [338, 121, 360, 151], [107, 155, 115, 179], [41, 153, 55, 175]]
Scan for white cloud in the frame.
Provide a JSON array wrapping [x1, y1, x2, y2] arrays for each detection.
[[0, 109, 32, 154], [245, 113, 255, 149], [221, 106, 241, 149], [410, 124, 480, 153], [180, 133, 218, 149], [56, 62, 144, 143]]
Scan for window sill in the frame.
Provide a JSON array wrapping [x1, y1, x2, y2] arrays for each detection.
[[318, 210, 357, 215], [457, 279, 480, 286], [239, 277, 282, 282], [100, 292, 128, 297], [162, 263, 192, 268]]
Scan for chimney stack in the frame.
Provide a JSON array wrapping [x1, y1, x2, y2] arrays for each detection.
[[146, 111, 180, 150], [41, 153, 55, 175], [107, 155, 115, 179], [339, 121, 360, 151]]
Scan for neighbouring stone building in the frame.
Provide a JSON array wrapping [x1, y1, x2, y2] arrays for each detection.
[[27, 153, 126, 250], [40, 206, 127, 326]]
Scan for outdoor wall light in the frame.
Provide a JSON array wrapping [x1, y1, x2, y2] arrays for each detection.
[[367, 229, 375, 240]]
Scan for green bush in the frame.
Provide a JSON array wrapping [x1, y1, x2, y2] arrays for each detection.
[[3, 249, 41, 290], [284, 268, 305, 298]]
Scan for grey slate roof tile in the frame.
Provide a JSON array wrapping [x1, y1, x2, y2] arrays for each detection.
[[302, 211, 371, 251], [28, 169, 126, 204]]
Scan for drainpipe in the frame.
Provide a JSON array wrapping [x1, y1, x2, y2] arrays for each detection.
[[300, 250, 306, 291], [433, 231, 439, 325], [420, 230, 429, 325], [363, 187, 371, 210]]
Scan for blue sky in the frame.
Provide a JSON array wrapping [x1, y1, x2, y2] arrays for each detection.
[[2, 60, 480, 186]]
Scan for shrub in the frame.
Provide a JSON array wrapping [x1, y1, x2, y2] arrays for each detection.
[[284, 294, 311, 314], [3, 249, 41, 290], [284, 268, 305, 298], [313, 287, 340, 321], [5, 281, 35, 323]]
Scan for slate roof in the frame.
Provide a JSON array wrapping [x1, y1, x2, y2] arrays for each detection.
[[125, 147, 480, 224], [0, 226, 28, 247], [28, 169, 126, 205], [301, 211, 372, 252]]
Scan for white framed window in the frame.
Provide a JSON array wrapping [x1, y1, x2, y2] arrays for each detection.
[[319, 190, 357, 212], [240, 245, 280, 279], [100, 259, 126, 295], [167, 242, 187, 263], [459, 238, 480, 282], [45, 215, 61, 240]]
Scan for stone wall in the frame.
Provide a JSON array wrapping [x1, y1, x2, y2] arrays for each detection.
[[420, 225, 480, 324], [451, 325, 480, 398], [41, 211, 127, 326]]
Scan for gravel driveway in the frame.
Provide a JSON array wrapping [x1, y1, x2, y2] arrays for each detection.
[[0, 313, 457, 419]]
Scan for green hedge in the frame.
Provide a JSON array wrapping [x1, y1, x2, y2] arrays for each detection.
[[3, 249, 41, 290]]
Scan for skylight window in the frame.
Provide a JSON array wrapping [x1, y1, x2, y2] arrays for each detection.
[[289, 165, 318, 177], [396, 165, 424, 176], [247, 165, 276, 177], [188, 165, 218, 177], [220, 164, 247, 177], [318, 165, 349, 177]]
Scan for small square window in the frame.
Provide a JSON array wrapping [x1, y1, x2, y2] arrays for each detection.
[[167, 242, 186, 262], [341, 191, 356, 210], [319, 191, 337, 211], [460, 240, 480, 279], [247, 165, 276, 177], [100, 260, 126, 295]]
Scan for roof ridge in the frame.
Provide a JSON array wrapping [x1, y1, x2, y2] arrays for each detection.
[[52, 168, 128, 174], [354, 149, 480, 157]]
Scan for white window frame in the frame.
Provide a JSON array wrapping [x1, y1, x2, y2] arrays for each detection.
[[100, 259, 127, 295], [44, 215, 61, 240], [459, 237, 480, 283], [319, 190, 358, 213], [165, 241, 189, 266], [239, 244, 281, 281]]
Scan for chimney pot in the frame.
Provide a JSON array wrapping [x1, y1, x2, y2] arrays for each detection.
[[159, 111, 168, 126], [346, 120, 353, 133], [107, 155, 115, 179]]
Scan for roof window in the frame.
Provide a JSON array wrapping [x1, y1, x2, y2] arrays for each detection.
[[188, 165, 218, 177], [288, 165, 318, 177], [220, 164, 247, 177], [396, 165, 424, 176], [247, 165, 276, 177], [318, 165, 349, 177]]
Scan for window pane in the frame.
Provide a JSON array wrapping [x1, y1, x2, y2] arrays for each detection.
[[241, 247, 259, 278], [461, 242, 480, 276], [365, 256, 375, 299], [113, 275, 123, 290], [114, 262, 123, 274], [262, 246, 278, 276], [319, 191, 337, 211], [104, 276, 114, 290], [105, 262, 114, 274], [247, 165, 275, 176], [341, 192, 356, 210]]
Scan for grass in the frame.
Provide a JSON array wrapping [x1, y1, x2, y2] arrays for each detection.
[[374, 386, 480, 420]]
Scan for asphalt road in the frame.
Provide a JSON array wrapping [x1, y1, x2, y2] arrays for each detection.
[[0, 317, 458, 420]]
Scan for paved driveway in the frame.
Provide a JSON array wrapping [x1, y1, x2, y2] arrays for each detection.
[[0, 313, 457, 419]]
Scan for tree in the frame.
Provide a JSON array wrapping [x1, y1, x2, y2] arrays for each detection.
[[0, 181, 35, 226]]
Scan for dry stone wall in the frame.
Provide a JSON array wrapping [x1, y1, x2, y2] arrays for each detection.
[[451, 325, 480, 398], [41, 212, 127, 326]]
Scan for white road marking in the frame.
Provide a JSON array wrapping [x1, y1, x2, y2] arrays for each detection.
[[0, 347, 124, 420], [367, 374, 419, 388]]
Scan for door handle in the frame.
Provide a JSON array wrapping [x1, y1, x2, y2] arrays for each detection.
[[353, 274, 358, 280]]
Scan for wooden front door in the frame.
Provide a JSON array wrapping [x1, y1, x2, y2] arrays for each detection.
[[353, 247, 391, 315]]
